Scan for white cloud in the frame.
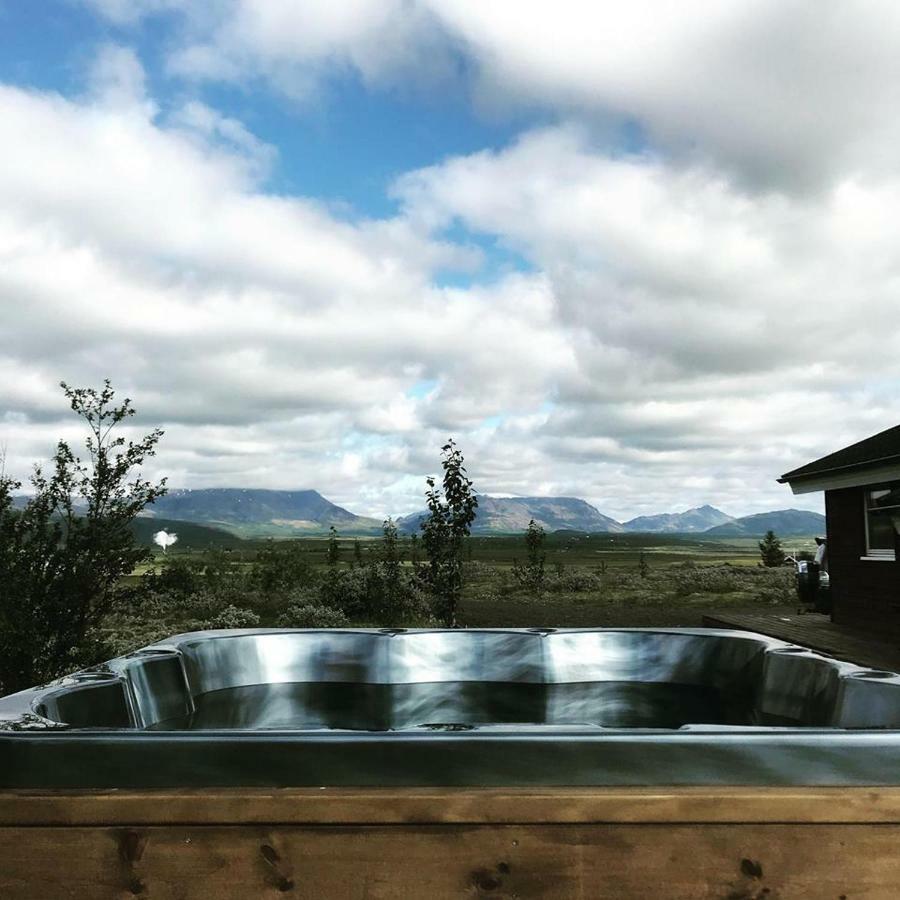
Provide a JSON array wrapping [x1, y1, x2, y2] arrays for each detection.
[[10, 7, 900, 518], [0, 62, 574, 516], [392, 124, 900, 515], [91, 0, 900, 190], [164, 0, 453, 100]]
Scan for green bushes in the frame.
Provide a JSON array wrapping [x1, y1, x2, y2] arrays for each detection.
[[277, 603, 350, 628], [204, 605, 261, 629]]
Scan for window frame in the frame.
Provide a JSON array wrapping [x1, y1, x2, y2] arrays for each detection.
[[862, 483, 900, 561]]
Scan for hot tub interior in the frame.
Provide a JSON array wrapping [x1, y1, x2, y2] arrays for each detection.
[[5, 628, 900, 732]]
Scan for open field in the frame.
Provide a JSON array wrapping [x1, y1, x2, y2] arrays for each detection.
[[106, 533, 809, 654], [141, 530, 818, 570]]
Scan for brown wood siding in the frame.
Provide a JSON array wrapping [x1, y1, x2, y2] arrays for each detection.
[[825, 487, 900, 635], [5, 788, 900, 898]]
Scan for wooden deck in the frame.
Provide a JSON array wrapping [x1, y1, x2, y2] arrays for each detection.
[[703, 609, 900, 671]]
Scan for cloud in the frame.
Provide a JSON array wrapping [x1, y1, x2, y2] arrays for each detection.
[[392, 123, 900, 513], [8, 10, 900, 519], [164, 0, 455, 100], [87, 0, 900, 191], [0, 57, 572, 515]]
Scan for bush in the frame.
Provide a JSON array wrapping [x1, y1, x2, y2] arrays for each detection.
[[250, 541, 314, 593], [543, 569, 604, 594], [277, 603, 350, 628], [203, 604, 261, 629], [670, 564, 744, 597]]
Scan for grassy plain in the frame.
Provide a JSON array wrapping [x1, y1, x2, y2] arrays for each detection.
[[130, 531, 809, 636]]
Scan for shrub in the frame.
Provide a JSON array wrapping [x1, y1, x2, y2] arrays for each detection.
[[203, 605, 261, 629], [277, 603, 350, 628]]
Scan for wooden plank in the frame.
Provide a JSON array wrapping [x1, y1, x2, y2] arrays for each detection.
[[703, 610, 900, 671], [4, 786, 900, 826], [3, 823, 900, 899]]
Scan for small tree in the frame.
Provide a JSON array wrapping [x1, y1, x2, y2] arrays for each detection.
[[326, 526, 340, 567], [759, 530, 786, 567], [381, 518, 401, 590], [515, 519, 546, 593], [637, 551, 650, 578], [420, 439, 478, 626], [0, 381, 166, 695]]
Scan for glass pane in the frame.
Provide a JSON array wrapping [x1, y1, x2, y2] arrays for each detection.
[[868, 484, 900, 512], [868, 508, 896, 551]]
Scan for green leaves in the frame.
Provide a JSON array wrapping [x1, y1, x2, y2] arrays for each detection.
[[758, 529, 786, 568], [514, 518, 547, 593], [0, 381, 167, 695], [420, 439, 478, 626]]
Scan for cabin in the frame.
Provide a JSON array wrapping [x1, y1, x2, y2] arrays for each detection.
[[779, 425, 900, 636]]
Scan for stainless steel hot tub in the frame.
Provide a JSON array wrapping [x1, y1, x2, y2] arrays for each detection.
[[3, 627, 900, 788]]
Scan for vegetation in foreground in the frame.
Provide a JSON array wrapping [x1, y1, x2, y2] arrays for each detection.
[[0, 382, 166, 695]]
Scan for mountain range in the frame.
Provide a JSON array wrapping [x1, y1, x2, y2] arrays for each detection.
[[621, 504, 735, 533], [396, 496, 623, 535], [135, 489, 824, 538], [144, 488, 382, 538], [702, 509, 827, 537]]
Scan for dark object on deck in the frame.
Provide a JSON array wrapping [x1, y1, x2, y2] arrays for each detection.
[[796, 560, 832, 613]]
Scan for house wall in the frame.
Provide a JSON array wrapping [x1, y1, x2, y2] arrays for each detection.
[[826, 487, 900, 634]]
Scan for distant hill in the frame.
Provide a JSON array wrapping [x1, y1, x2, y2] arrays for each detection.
[[145, 488, 381, 537], [129, 517, 243, 549], [703, 509, 826, 537], [623, 505, 735, 533], [398, 496, 624, 535], [13, 488, 824, 540]]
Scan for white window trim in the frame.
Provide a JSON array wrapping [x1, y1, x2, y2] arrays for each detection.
[[863, 488, 898, 561]]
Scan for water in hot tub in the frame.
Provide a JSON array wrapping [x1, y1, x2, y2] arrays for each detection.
[[147, 680, 757, 730]]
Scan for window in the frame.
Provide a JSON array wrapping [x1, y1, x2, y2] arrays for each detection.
[[864, 483, 900, 559]]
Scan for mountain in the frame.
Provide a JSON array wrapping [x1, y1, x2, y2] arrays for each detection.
[[703, 509, 826, 537], [397, 496, 624, 535], [144, 488, 382, 537], [129, 516, 243, 548], [622, 505, 735, 533]]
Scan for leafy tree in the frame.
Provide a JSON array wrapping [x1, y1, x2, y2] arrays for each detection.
[[352, 539, 363, 567], [759, 530, 786, 567], [326, 526, 340, 567], [515, 519, 546, 592], [637, 551, 650, 578], [420, 439, 478, 626], [0, 381, 166, 695], [380, 518, 401, 596], [249, 541, 312, 594]]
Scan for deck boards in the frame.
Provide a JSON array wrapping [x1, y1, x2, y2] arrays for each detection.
[[703, 609, 900, 670]]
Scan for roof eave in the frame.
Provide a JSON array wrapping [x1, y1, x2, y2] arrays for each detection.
[[780, 460, 900, 495]]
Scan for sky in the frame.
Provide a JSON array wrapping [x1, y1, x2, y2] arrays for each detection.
[[2, 1, 900, 521]]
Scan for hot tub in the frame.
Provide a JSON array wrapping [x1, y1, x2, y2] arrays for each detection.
[[3, 627, 900, 788]]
